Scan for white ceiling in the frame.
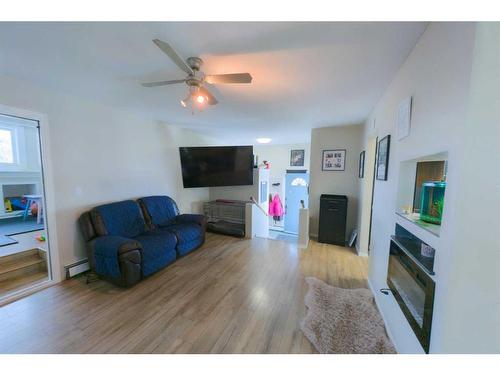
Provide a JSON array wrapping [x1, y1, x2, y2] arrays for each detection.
[[0, 22, 427, 144]]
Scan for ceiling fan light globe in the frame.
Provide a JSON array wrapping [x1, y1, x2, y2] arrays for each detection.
[[196, 95, 206, 104], [257, 138, 272, 144]]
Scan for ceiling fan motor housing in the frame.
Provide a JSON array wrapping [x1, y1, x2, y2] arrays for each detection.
[[142, 39, 251, 109], [186, 57, 203, 71], [186, 77, 202, 88]]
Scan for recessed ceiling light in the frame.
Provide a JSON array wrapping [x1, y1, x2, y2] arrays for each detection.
[[257, 138, 272, 144]]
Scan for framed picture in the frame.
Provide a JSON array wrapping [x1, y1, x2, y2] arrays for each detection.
[[397, 96, 412, 140], [359, 151, 365, 178], [322, 149, 346, 171], [290, 149, 305, 166], [376, 135, 391, 181]]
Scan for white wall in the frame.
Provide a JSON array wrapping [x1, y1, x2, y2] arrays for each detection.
[[359, 22, 499, 353], [253, 143, 310, 179], [308, 124, 363, 239], [432, 22, 500, 353], [0, 74, 215, 275]]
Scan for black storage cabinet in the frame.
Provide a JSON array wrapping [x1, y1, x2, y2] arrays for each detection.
[[318, 194, 348, 246]]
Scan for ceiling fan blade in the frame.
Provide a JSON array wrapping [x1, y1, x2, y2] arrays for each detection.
[[152, 39, 193, 75], [199, 86, 218, 105], [141, 79, 186, 87], [205, 73, 252, 84]]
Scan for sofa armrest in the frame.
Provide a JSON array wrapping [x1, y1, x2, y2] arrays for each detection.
[[176, 214, 207, 228], [87, 236, 142, 287]]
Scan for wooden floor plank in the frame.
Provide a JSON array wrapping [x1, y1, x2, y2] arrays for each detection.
[[0, 233, 368, 354]]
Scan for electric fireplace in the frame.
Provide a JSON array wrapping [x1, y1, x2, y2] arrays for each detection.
[[387, 229, 436, 353]]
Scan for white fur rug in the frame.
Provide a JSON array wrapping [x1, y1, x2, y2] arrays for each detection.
[[300, 277, 396, 354]]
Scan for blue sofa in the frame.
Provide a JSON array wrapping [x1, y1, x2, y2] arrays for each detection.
[[79, 196, 206, 287]]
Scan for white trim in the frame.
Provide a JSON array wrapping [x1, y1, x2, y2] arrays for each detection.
[[368, 277, 425, 354], [0, 104, 62, 284], [65, 259, 90, 278], [368, 278, 398, 353], [355, 242, 369, 257], [0, 279, 58, 307], [0, 113, 40, 128], [358, 136, 378, 255]]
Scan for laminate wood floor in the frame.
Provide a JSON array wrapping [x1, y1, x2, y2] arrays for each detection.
[[0, 233, 368, 353]]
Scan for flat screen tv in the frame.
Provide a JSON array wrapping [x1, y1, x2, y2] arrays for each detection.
[[179, 146, 254, 188]]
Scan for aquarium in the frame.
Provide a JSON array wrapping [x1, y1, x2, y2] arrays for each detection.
[[420, 181, 446, 225]]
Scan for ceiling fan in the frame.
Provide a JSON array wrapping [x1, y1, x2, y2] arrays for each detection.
[[142, 39, 252, 112]]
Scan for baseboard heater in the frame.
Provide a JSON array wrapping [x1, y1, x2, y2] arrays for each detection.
[[65, 259, 90, 279]]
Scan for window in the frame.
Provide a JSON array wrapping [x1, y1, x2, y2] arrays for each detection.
[[0, 128, 15, 164], [291, 177, 307, 186]]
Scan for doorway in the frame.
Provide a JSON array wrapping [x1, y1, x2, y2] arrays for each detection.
[[284, 171, 309, 235], [358, 136, 377, 255], [0, 111, 53, 301]]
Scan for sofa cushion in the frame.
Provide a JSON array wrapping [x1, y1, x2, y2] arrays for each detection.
[[138, 196, 179, 228], [91, 200, 146, 238], [164, 223, 202, 242], [161, 223, 204, 256], [175, 213, 206, 227], [134, 231, 177, 277], [176, 236, 204, 257]]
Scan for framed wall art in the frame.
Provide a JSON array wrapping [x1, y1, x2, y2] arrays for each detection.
[[290, 149, 305, 166], [322, 149, 346, 171], [376, 135, 391, 181], [397, 96, 412, 140], [359, 151, 365, 178]]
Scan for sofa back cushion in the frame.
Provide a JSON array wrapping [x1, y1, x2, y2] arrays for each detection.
[[79, 211, 97, 242], [91, 200, 146, 238], [138, 196, 179, 228]]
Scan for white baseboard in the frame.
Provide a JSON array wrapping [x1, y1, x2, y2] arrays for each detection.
[[298, 238, 309, 249], [65, 259, 90, 278], [355, 243, 368, 256], [0, 279, 57, 307], [368, 278, 398, 353]]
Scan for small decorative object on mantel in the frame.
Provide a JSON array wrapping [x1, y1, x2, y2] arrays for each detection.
[[376, 135, 390, 181], [359, 151, 365, 178], [397, 96, 412, 140], [290, 149, 305, 166], [322, 149, 346, 171], [401, 205, 412, 215]]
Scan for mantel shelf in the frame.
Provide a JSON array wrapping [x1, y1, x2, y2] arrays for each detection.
[[396, 212, 441, 237]]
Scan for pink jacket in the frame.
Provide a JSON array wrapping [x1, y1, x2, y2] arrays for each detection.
[[269, 194, 284, 216]]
